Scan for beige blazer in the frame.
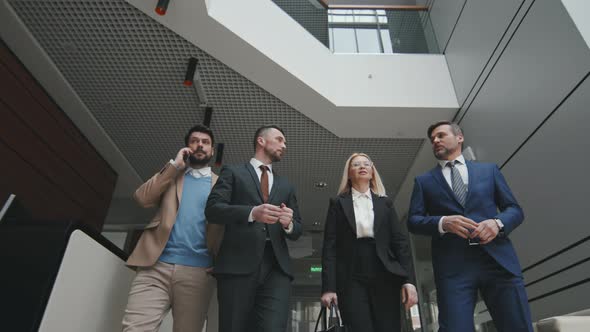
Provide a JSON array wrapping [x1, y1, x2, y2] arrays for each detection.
[[126, 162, 224, 267]]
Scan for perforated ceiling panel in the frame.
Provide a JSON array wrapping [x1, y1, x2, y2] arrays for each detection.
[[9, 0, 424, 229]]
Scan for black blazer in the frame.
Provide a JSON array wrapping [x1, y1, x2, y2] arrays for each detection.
[[205, 163, 303, 278], [321, 191, 415, 294]]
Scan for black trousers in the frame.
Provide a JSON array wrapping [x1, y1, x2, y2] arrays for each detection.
[[339, 238, 404, 332], [216, 241, 291, 332]]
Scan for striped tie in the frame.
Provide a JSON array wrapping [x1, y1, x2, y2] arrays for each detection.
[[447, 161, 467, 206]]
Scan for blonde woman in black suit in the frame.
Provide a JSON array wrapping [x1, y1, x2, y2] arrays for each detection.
[[321, 153, 418, 332]]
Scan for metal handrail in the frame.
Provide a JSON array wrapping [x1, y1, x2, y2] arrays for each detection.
[[319, 0, 428, 11]]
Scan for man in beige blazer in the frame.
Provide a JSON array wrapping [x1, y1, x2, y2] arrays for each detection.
[[122, 124, 223, 332]]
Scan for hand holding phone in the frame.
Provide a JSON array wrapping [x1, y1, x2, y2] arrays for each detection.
[[174, 147, 193, 169]]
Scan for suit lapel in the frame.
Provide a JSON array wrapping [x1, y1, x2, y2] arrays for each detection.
[[339, 193, 357, 233], [245, 163, 264, 202], [372, 193, 385, 234], [465, 161, 476, 205], [268, 171, 280, 203], [430, 165, 462, 206]]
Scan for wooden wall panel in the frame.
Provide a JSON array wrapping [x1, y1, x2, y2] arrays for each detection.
[[0, 142, 84, 222], [0, 39, 117, 230], [0, 45, 117, 195], [0, 102, 102, 208]]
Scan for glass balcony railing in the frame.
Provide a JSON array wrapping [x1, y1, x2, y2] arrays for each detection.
[[272, 0, 440, 54]]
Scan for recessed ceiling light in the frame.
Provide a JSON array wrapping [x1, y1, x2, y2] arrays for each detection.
[[314, 181, 328, 188], [155, 0, 170, 15]]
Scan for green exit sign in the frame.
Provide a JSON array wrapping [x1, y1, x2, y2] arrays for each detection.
[[310, 266, 322, 273]]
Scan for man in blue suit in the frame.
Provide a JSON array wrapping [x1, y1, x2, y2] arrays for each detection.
[[408, 121, 533, 332]]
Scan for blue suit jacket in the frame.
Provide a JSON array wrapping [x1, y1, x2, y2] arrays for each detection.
[[408, 161, 524, 277]]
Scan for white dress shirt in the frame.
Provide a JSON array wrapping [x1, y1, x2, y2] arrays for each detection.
[[438, 155, 467, 234], [352, 188, 414, 290], [169, 159, 211, 179], [247, 158, 293, 233], [352, 187, 374, 238], [185, 166, 211, 179], [437, 155, 503, 234], [249, 158, 274, 193], [439, 155, 469, 188]]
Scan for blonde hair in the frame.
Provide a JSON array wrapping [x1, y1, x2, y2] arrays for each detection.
[[337, 153, 387, 197]]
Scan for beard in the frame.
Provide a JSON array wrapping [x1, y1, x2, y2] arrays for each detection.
[[264, 146, 284, 163], [270, 153, 282, 163], [189, 147, 212, 167], [434, 146, 450, 160]]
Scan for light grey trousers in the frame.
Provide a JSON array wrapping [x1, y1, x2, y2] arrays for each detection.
[[122, 261, 216, 332]]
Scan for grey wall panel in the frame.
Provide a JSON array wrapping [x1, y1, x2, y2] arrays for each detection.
[[528, 282, 590, 321], [445, 0, 523, 105], [459, 0, 590, 164], [526, 260, 590, 300], [500, 75, 590, 308], [429, 0, 466, 51], [522, 240, 590, 286]]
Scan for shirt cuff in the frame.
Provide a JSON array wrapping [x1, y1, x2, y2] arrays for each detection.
[[248, 209, 254, 223], [438, 216, 447, 234], [283, 220, 294, 234], [169, 159, 180, 170]]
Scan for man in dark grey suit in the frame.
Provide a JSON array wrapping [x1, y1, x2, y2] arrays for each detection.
[[205, 125, 303, 332]]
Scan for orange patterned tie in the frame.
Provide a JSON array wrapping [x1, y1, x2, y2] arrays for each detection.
[[260, 165, 269, 203]]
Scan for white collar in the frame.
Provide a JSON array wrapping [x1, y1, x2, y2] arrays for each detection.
[[351, 187, 372, 200], [185, 166, 211, 177], [250, 158, 273, 173], [438, 154, 466, 168]]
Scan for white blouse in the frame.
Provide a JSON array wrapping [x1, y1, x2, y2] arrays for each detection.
[[351, 187, 374, 238]]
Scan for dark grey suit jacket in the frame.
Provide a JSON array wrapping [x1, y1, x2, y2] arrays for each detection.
[[205, 162, 303, 278]]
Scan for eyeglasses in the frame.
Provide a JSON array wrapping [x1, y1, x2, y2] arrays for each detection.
[[350, 161, 373, 168]]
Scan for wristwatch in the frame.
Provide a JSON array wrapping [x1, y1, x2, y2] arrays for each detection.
[[494, 218, 505, 236]]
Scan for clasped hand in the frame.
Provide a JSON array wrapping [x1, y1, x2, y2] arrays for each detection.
[[252, 203, 293, 228], [443, 216, 499, 244]]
